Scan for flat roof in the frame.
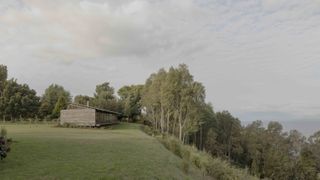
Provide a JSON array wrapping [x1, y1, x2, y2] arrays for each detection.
[[68, 103, 122, 116]]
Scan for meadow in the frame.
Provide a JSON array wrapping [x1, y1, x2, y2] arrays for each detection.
[[0, 123, 205, 180]]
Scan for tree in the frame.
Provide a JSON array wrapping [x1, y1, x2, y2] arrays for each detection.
[[40, 84, 71, 119], [91, 82, 120, 111], [308, 131, 320, 172], [294, 148, 318, 180], [0, 65, 8, 119], [95, 82, 115, 100], [214, 111, 242, 161], [52, 96, 68, 118], [141, 64, 206, 141], [205, 128, 218, 154], [74, 95, 93, 106], [38, 101, 50, 119], [0, 65, 7, 96], [241, 120, 265, 176], [143, 69, 164, 131], [0, 79, 40, 120], [287, 130, 306, 158], [193, 102, 216, 150], [118, 85, 144, 121], [251, 122, 289, 179]]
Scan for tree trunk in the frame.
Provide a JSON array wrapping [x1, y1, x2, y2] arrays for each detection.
[[166, 111, 170, 134], [151, 108, 157, 130], [160, 106, 164, 133], [200, 125, 203, 150], [179, 121, 183, 141], [177, 105, 182, 140], [182, 133, 185, 144], [228, 139, 232, 162], [172, 119, 176, 137]]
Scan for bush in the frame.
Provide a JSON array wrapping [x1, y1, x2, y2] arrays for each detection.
[[168, 138, 182, 158], [141, 125, 153, 136], [158, 135, 258, 180], [0, 128, 11, 160], [181, 159, 190, 174], [1, 128, 7, 137], [141, 125, 161, 136], [181, 146, 191, 161]]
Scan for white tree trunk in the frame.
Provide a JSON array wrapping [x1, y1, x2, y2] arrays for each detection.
[[160, 106, 164, 133], [166, 111, 170, 134], [179, 122, 183, 141]]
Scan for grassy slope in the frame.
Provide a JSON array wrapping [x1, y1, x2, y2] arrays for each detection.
[[0, 123, 207, 180]]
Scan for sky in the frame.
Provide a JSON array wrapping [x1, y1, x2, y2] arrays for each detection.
[[1, 0, 320, 123]]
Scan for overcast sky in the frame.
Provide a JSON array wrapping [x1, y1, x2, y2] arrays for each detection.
[[1, 0, 320, 122]]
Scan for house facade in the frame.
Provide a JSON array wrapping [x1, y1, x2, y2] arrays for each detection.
[[60, 104, 121, 127]]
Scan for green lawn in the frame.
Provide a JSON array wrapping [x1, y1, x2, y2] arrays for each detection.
[[0, 123, 206, 180]]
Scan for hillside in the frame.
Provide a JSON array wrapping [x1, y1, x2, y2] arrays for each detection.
[[0, 123, 207, 180]]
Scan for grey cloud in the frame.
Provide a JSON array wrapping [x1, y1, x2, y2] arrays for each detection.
[[1, 0, 320, 121], [0, 0, 210, 61]]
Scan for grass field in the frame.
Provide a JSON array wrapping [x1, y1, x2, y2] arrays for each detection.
[[0, 123, 207, 180]]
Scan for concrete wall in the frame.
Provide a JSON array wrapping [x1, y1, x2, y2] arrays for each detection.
[[60, 109, 96, 126]]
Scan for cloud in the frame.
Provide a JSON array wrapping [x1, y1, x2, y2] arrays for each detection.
[[0, 0, 209, 62], [1, 0, 320, 120]]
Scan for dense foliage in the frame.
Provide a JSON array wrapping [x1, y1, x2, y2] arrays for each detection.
[[74, 82, 122, 112], [142, 64, 206, 141], [0, 65, 40, 120], [118, 85, 144, 121], [39, 84, 71, 119]]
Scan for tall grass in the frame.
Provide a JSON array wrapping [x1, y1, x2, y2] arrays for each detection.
[[158, 135, 258, 180]]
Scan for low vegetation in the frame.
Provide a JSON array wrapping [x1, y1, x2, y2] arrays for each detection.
[[157, 135, 257, 180]]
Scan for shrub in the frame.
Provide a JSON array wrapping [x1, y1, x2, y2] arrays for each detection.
[[141, 125, 161, 136], [158, 135, 258, 180], [181, 146, 191, 161], [168, 138, 182, 158], [181, 159, 190, 174], [141, 125, 153, 136], [0, 128, 11, 160], [190, 151, 202, 168], [1, 128, 7, 137]]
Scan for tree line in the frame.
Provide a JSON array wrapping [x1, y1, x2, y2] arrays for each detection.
[[139, 64, 320, 179], [0, 64, 141, 121], [0, 64, 319, 179]]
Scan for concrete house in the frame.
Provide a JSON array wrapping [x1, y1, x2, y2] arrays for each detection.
[[60, 103, 121, 127]]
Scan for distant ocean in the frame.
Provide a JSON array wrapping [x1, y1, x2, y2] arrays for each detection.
[[242, 120, 320, 137]]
